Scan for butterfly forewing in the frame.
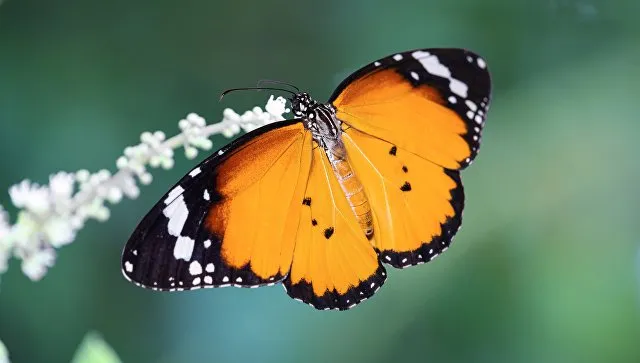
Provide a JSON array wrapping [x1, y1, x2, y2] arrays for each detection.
[[122, 121, 312, 290], [331, 48, 491, 170]]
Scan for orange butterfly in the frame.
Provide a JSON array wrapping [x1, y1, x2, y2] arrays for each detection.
[[122, 48, 491, 310]]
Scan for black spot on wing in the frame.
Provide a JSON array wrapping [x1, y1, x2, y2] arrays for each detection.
[[400, 181, 412, 192], [389, 146, 397, 156], [324, 227, 334, 239], [311, 219, 318, 226], [402, 165, 408, 173], [302, 197, 312, 206]]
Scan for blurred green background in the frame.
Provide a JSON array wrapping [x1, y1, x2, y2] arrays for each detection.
[[1, 0, 639, 362]]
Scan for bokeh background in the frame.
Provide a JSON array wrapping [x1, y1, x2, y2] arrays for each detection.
[[1, 0, 639, 362]]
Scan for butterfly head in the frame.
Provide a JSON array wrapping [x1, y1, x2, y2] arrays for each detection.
[[291, 92, 318, 118]]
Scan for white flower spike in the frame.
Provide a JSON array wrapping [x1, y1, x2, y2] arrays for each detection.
[[0, 96, 289, 286]]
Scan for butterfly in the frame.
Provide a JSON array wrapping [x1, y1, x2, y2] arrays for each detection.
[[121, 48, 491, 310]]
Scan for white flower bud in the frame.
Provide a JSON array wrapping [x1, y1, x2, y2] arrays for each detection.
[[106, 187, 123, 204], [76, 169, 90, 182], [139, 172, 153, 185], [221, 127, 235, 138], [21, 247, 56, 281], [44, 217, 75, 248], [93, 205, 110, 222], [140, 131, 153, 143], [160, 157, 174, 170], [49, 172, 74, 201], [223, 108, 240, 121], [148, 157, 161, 168], [97, 170, 111, 181], [184, 147, 198, 160], [116, 156, 128, 169]]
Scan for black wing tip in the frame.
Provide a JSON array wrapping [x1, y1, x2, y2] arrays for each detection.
[[283, 264, 387, 311]]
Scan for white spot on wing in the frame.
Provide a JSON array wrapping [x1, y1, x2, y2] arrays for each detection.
[[204, 275, 213, 284], [205, 263, 215, 273], [393, 54, 403, 61], [448, 96, 457, 104], [124, 261, 133, 273], [192, 277, 201, 285], [477, 57, 486, 69], [189, 167, 201, 177], [465, 100, 477, 111], [173, 236, 195, 261], [449, 79, 469, 99], [374, 61, 381, 66], [410, 71, 419, 81], [223, 276, 229, 283], [236, 277, 243, 283], [203, 189, 210, 201], [164, 186, 184, 205], [411, 51, 468, 98], [189, 261, 202, 275], [163, 196, 188, 236], [203, 239, 211, 248]]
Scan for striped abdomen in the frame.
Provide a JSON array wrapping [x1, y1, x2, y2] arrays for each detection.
[[326, 142, 374, 239]]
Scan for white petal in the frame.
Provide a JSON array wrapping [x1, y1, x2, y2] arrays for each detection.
[[21, 247, 56, 281], [49, 172, 75, 200], [43, 217, 76, 247]]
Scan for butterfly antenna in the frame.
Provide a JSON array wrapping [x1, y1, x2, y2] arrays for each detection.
[[256, 79, 300, 92], [219, 87, 297, 101]]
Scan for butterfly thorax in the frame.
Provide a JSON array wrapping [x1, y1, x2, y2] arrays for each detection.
[[291, 92, 374, 240], [292, 93, 340, 144]]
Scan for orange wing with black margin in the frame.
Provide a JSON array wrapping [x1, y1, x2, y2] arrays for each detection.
[[331, 48, 491, 170], [283, 146, 386, 310], [122, 120, 312, 290], [331, 48, 491, 268]]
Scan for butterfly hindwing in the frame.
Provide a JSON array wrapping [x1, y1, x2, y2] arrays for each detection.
[[284, 146, 387, 310], [122, 121, 312, 290], [343, 127, 464, 268], [330, 48, 491, 170]]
